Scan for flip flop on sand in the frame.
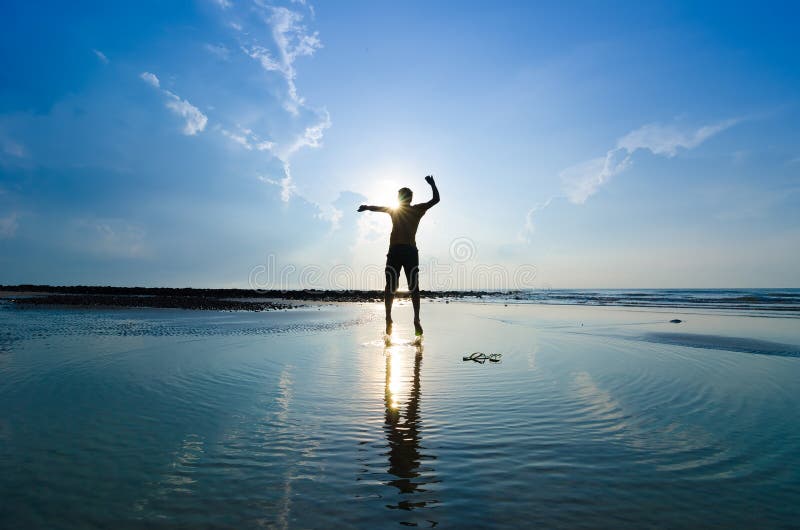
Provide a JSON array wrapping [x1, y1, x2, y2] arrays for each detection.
[[462, 352, 502, 364]]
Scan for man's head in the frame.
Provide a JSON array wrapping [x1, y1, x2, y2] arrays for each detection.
[[398, 187, 413, 205]]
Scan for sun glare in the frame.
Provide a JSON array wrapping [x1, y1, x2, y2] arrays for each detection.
[[362, 177, 401, 209]]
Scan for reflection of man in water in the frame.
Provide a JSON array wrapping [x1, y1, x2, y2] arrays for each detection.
[[384, 345, 432, 512], [358, 176, 440, 336]]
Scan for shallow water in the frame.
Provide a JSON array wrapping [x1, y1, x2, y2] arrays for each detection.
[[1, 301, 799, 528]]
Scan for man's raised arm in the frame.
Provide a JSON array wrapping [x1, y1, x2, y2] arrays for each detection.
[[357, 205, 390, 213], [422, 175, 440, 209]]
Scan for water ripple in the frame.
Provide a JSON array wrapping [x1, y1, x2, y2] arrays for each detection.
[[1, 304, 799, 527]]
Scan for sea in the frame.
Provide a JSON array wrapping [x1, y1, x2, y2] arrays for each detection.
[[1, 290, 799, 528], [488, 287, 800, 314]]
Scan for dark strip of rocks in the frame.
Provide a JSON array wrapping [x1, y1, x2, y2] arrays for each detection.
[[1, 284, 479, 299], [0, 285, 516, 310], [11, 294, 293, 311]]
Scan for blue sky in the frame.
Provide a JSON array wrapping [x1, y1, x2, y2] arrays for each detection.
[[1, 0, 799, 288]]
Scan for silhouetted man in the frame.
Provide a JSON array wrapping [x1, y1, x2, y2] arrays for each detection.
[[358, 176, 440, 336]]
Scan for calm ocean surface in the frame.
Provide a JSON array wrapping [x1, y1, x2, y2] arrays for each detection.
[[494, 288, 800, 314], [1, 296, 799, 528]]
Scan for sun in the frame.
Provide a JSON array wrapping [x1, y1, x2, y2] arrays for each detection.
[[361, 176, 401, 209]]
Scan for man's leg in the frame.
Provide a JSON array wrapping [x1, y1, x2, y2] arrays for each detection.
[[385, 255, 400, 335], [411, 292, 422, 335], [406, 252, 423, 336], [384, 288, 395, 335]]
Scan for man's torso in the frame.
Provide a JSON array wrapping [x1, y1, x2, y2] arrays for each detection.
[[389, 205, 426, 247]]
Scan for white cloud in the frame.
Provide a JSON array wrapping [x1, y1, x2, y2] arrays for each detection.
[[522, 196, 554, 241], [220, 126, 276, 151], [523, 118, 740, 240], [140, 71, 160, 88], [164, 93, 208, 136], [243, 6, 322, 114], [244, 45, 282, 72], [297, 110, 330, 148], [255, 140, 275, 152], [212, 0, 232, 9], [221, 128, 252, 149], [282, 109, 331, 158], [0, 212, 19, 239], [221, 3, 333, 226], [562, 119, 737, 205], [561, 148, 631, 204], [211, 2, 327, 211], [258, 162, 296, 202], [277, 162, 296, 202], [141, 71, 207, 135], [616, 119, 739, 157], [258, 109, 330, 212], [93, 49, 109, 64], [316, 205, 343, 230]]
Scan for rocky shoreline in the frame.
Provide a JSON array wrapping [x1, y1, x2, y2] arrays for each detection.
[[0, 285, 495, 311], [8, 294, 294, 311]]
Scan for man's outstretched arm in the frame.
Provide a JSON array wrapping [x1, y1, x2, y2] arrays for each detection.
[[422, 175, 440, 209], [357, 205, 390, 213]]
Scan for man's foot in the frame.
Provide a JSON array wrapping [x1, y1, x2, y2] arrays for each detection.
[[385, 319, 393, 336], [414, 320, 423, 336]]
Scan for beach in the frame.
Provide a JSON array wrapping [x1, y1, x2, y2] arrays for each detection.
[[1, 298, 799, 528], [4, 0, 799, 527]]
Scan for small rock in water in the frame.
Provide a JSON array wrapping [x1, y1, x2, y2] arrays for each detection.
[[670, 319, 682, 324]]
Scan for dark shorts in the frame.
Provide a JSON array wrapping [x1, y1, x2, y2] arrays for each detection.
[[385, 244, 419, 292]]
